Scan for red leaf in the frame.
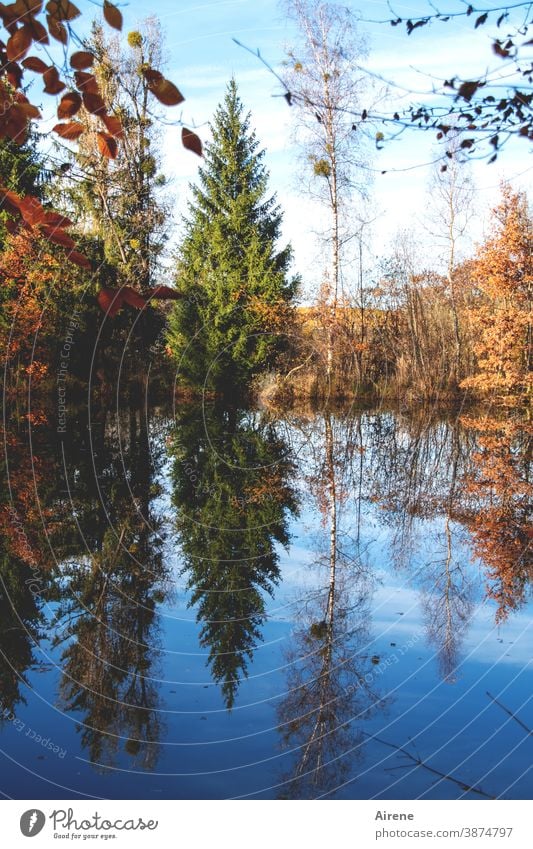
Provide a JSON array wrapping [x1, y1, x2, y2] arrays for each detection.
[[43, 210, 74, 228], [82, 90, 106, 116], [46, 14, 67, 44], [6, 25, 32, 61], [26, 19, 50, 45], [142, 68, 163, 85], [18, 194, 46, 225], [70, 50, 94, 70], [4, 217, 19, 234], [67, 249, 91, 268], [39, 224, 76, 249], [57, 91, 82, 119], [96, 130, 118, 159], [121, 287, 147, 309], [5, 61, 23, 88], [22, 55, 48, 73], [149, 77, 184, 106], [0, 4, 19, 26], [15, 99, 41, 120], [182, 127, 202, 157], [45, 0, 80, 22], [43, 66, 65, 95], [97, 287, 123, 318], [53, 121, 84, 140], [101, 113, 123, 138], [97, 286, 149, 316], [74, 71, 99, 93], [146, 285, 183, 300], [103, 0, 122, 30], [4, 105, 29, 142]]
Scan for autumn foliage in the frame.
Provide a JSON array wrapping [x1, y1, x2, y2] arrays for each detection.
[[461, 186, 533, 406], [0, 0, 201, 309], [461, 416, 533, 622], [0, 229, 85, 387]]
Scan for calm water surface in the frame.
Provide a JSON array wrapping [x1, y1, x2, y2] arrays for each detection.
[[1, 395, 531, 799]]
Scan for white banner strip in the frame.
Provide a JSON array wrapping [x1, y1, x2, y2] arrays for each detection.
[[2, 800, 530, 847]]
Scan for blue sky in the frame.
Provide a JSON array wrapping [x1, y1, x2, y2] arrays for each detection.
[[65, 1, 533, 292]]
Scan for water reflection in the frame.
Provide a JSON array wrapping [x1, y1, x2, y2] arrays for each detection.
[[0, 551, 45, 718], [460, 416, 532, 622], [170, 404, 298, 708], [277, 412, 382, 798], [0, 393, 531, 797], [51, 399, 169, 769]]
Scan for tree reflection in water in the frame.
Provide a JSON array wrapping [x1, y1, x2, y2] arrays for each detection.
[[277, 412, 383, 798], [0, 389, 530, 795], [170, 403, 299, 709], [51, 398, 170, 770]]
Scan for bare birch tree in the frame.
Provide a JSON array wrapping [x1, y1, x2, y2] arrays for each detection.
[[281, 0, 372, 380], [424, 134, 475, 382]]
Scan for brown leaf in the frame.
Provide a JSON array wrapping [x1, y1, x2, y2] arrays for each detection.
[[0, 3, 19, 26], [70, 50, 94, 70], [45, 0, 80, 22], [74, 71, 99, 93], [46, 14, 67, 43], [5, 105, 29, 142], [11, 0, 34, 16], [142, 67, 163, 85], [43, 210, 73, 227], [493, 40, 511, 58], [17, 194, 46, 226], [97, 287, 123, 317], [96, 130, 117, 158], [7, 25, 32, 61], [53, 120, 84, 140], [17, 101, 41, 120], [149, 77, 184, 106], [182, 127, 202, 157], [57, 90, 82, 119], [43, 66, 65, 94], [122, 286, 147, 309], [6, 62, 23, 88], [26, 19, 49, 44], [457, 80, 480, 102], [146, 285, 183, 300], [66, 249, 91, 268], [22, 55, 48, 73], [103, 0, 122, 30], [39, 223, 76, 249], [82, 90, 106, 115], [101, 113, 123, 138]]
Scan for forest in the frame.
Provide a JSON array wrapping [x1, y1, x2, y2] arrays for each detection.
[[0, 0, 531, 802]]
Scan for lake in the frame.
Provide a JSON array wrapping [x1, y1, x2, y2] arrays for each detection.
[[0, 389, 531, 799]]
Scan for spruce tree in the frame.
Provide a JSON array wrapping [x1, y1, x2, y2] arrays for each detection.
[[167, 79, 298, 393]]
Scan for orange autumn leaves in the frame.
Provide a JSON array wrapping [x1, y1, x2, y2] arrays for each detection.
[[0, 0, 198, 158], [0, 231, 76, 382], [462, 416, 533, 623], [0, 187, 90, 267], [0, 0, 202, 280], [461, 186, 533, 406]]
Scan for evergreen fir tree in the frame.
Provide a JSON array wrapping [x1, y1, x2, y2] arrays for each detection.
[[167, 79, 298, 393]]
